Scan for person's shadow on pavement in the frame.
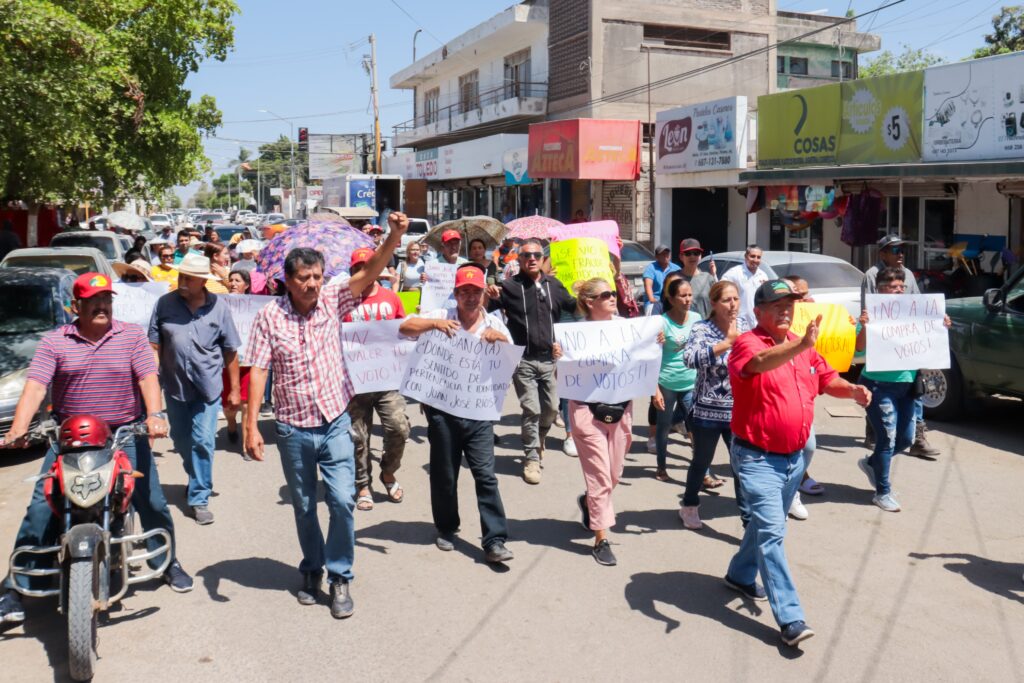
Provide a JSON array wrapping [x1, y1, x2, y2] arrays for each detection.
[[197, 557, 300, 603], [909, 552, 1024, 604]]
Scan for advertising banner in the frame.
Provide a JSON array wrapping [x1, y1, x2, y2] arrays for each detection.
[[923, 52, 1024, 161], [864, 294, 950, 372], [553, 317, 663, 403], [655, 96, 748, 174], [549, 238, 616, 294], [503, 147, 531, 185], [791, 302, 856, 372], [757, 84, 841, 169], [528, 119, 642, 180], [839, 71, 924, 164], [383, 134, 528, 181], [308, 134, 359, 180], [348, 178, 376, 208]]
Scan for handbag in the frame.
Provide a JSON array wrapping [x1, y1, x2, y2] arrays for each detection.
[[912, 371, 940, 398], [587, 401, 630, 424]]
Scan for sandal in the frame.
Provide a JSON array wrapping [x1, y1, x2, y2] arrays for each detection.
[[800, 477, 825, 496], [702, 475, 726, 490], [655, 468, 669, 482], [356, 492, 374, 511], [381, 480, 404, 503]]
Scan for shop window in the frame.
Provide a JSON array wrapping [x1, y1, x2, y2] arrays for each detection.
[[423, 87, 440, 125], [789, 58, 808, 75], [922, 199, 956, 270], [459, 71, 479, 114], [777, 56, 786, 74], [642, 24, 731, 52], [504, 49, 532, 99], [831, 60, 853, 79]]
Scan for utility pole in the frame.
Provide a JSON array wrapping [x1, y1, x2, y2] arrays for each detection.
[[645, 46, 656, 243], [369, 33, 382, 174], [257, 158, 261, 212]]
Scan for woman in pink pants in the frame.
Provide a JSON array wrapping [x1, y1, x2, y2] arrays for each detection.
[[556, 278, 632, 566]]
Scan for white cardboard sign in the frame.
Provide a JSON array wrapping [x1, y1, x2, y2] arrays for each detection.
[[221, 294, 276, 364], [113, 282, 169, 328], [421, 262, 458, 312], [341, 319, 416, 393], [865, 294, 950, 372], [553, 317, 663, 403], [400, 329, 524, 420]]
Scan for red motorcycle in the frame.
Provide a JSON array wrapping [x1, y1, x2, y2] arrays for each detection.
[[7, 416, 171, 682]]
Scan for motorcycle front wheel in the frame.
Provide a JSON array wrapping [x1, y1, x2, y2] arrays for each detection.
[[67, 558, 98, 681]]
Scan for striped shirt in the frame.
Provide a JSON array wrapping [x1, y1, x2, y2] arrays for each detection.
[[246, 283, 356, 428], [27, 321, 157, 425]]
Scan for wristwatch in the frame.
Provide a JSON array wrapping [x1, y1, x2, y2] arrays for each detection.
[[148, 411, 167, 420]]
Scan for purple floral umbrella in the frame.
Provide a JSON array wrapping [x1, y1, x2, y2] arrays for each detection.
[[256, 219, 375, 284]]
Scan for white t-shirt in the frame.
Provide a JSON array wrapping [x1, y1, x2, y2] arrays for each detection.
[[419, 307, 511, 340], [721, 264, 770, 329]]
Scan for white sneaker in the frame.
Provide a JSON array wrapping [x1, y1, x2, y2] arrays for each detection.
[[788, 492, 809, 520], [645, 437, 657, 454], [563, 437, 578, 457], [679, 506, 702, 530], [872, 492, 901, 512]]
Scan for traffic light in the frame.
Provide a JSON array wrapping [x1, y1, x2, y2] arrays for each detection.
[[298, 127, 308, 152]]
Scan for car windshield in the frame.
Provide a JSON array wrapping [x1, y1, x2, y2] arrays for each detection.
[[620, 243, 655, 262], [196, 214, 222, 223], [215, 226, 247, 242], [0, 284, 56, 334], [3, 255, 99, 275], [51, 234, 117, 259], [150, 214, 168, 221], [407, 220, 429, 235], [770, 261, 864, 289]]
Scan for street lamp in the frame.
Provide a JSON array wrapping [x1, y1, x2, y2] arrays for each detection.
[[259, 109, 296, 218]]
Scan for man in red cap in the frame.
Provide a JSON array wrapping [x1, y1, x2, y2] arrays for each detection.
[[343, 248, 410, 511], [1, 273, 193, 628], [399, 264, 514, 564], [438, 229, 469, 266]]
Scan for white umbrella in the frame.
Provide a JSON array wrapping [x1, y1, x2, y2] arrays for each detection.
[[106, 210, 145, 232]]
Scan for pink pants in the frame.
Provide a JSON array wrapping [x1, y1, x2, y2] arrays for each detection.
[[569, 400, 633, 531]]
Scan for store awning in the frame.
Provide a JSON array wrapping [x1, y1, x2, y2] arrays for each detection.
[[740, 160, 1024, 183], [527, 119, 641, 180]]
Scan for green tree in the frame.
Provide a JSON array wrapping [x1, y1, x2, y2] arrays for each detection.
[[163, 189, 183, 209], [859, 44, 945, 78], [973, 6, 1024, 58], [0, 0, 237, 208]]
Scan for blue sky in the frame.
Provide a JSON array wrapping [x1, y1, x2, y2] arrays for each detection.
[[178, 0, 1005, 201]]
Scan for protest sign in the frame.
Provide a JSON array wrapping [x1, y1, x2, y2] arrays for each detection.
[[864, 294, 950, 372], [549, 220, 621, 257], [341, 319, 416, 393], [421, 262, 457, 312], [791, 302, 856, 372], [400, 329, 524, 421], [221, 294, 275, 363], [112, 282, 169, 327], [397, 290, 421, 314], [549, 238, 616, 294], [553, 317, 662, 403]]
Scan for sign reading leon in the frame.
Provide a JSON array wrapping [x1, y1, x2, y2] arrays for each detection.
[[655, 96, 748, 174], [553, 317, 662, 403], [864, 294, 950, 372]]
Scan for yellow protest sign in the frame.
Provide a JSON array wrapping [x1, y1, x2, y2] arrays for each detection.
[[549, 237, 616, 294], [791, 302, 856, 372]]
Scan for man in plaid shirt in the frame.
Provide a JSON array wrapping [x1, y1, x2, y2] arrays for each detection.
[[244, 212, 408, 620]]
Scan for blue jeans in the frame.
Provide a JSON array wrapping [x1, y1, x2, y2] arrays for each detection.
[[802, 427, 816, 470], [654, 386, 694, 469], [165, 395, 220, 507], [727, 442, 806, 628], [6, 434, 176, 591], [683, 420, 747, 527], [860, 379, 916, 495], [276, 413, 356, 583]]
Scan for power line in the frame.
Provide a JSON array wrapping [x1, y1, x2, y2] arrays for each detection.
[[222, 101, 407, 124]]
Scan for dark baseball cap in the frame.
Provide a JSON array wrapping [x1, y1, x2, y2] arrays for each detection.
[[679, 238, 703, 254], [654, 244, 670, 254], [754, 279, 800, 306], [877, 234, 905, 250]]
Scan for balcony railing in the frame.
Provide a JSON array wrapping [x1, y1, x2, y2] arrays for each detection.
[[393, 81, 548, 136]]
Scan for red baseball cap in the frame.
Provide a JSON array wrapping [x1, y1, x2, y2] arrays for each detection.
[[454, 265, 486, 290], [73, 272, 115, 299], [350, 247, 374, 268], [441, 229, 462, 243]]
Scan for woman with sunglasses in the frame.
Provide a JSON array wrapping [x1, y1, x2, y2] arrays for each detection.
[[555, 278, 630, 566], [152, 244, 180, 290], [224, 269, 253, 456]]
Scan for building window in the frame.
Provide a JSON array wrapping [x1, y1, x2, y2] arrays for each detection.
[[789, 57, 808, 75], [777, 56, 786, 73], [423, 87, 440, 125], [831, 60, 853, 79], [642, 24, 731, 52], [459, 70, 479, 114], [504, 48, 532, 99]]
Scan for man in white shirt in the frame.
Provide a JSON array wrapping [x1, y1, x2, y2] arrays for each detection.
[[721, 245, 770, 329]]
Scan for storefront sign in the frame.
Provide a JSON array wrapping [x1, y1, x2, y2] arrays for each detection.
[[553, 317, 663, 403], [503, 147, 531, 185], [341, 319, 417, 393], [528, 119, 642, 180], [791, 302, 856, 372], [839, 71, 924, 164], [757, 84, 841, 169], [383, 134, 528, 181], [655, 96, 748, 174], [549, 238, 616, 294], [864, 294, 950, 372], [923, 52, 1024, 161]]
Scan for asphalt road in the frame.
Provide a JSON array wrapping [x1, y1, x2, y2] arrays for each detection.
[[1, 394, 1022, 682]]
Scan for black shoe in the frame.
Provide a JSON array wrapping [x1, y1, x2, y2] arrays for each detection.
[[0, 590, 25, 625], [484, 540, 514, 563], [577, 493, 591, 530], [297, 572, 322, 606], [592, 539, 617, 566], [724, 574, 767, 602], [435, 533, 456, 552], [329, 580, 354, 619], [781, 620, 816, 646], [226, 429, 239, 444], [163, 561, 194, 593]]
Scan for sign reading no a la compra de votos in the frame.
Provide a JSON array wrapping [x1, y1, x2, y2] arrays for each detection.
[[553, 317, 663, 403], [865, 294, 950, 373]]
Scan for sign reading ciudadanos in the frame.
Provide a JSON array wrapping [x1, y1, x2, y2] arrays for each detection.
[[757, 84, 841, 169]]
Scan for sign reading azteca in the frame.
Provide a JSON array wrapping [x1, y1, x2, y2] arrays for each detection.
[[655, 96, 748, 174]]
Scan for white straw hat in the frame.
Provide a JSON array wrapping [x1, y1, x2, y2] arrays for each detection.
[[176, 252, 218, 280]]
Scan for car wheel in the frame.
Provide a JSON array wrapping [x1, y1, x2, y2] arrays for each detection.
[[920, 363, 963, 421]]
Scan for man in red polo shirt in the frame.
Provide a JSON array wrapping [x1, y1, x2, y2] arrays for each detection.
[[725, 279, 870, 648]]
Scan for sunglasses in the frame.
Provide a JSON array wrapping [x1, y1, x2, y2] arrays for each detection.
[[682, 251, 702, 257], [520, 251, 543, 260], [591, 290, 615, 301], [886, 248, 903, 255]]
